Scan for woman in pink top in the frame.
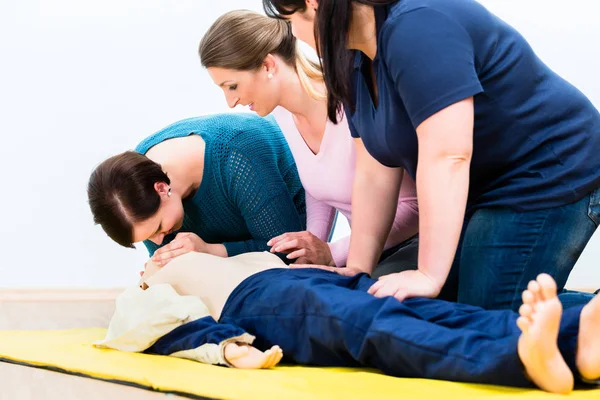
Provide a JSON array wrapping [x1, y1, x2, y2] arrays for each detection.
[[199, 10, 419, 276]]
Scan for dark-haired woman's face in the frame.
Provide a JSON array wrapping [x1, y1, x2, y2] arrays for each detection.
[[131, 187, 185, 245], [286, 8, 317, 50]]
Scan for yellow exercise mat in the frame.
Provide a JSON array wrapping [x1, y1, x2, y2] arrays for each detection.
[[0, 329, 597, 400]]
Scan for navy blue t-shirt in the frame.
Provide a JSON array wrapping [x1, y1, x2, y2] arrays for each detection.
[[347, 0, 600, 211]]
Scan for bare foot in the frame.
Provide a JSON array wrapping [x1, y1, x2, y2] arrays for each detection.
[[517, 274, 574, 394], [577, 292, 600, 381]]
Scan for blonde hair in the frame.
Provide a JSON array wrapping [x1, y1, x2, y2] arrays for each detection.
[[199, 10, 325, 100]]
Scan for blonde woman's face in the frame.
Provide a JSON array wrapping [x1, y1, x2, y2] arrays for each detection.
[[207, 66, 280, 117]]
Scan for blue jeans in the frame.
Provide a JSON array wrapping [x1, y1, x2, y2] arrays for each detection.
[[219, 268, 585, 388], [447, 187, 600, 311]]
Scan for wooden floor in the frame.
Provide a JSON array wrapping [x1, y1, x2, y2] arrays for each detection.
[[0, 289, 188, 400]]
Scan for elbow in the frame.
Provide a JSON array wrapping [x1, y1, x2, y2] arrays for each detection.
[[445, 150, 472, 165]]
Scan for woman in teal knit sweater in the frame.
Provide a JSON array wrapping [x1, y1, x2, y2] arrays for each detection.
[[87, 113, 306, 265]]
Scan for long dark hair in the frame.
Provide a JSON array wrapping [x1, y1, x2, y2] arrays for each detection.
[[263, 0, 397, 123], [263, 0, 308, 18], [318, 0, 398, 122], [87, 151, 170, 248]]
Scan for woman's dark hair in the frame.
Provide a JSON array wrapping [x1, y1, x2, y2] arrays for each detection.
[[262, 0, 308, 18], [87, 151, 170, 248], [263, 0, 397, 123]]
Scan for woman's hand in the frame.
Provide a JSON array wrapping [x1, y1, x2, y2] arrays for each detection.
[[367, 270, 442, 301], [268, 231, 335, 266], [150, 232, 208, 266], [289, 263, 365, 277]]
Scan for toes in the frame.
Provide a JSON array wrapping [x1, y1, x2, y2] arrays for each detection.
[[522, 289, 535, 306], [536, 273, 557, 301], [528, 280, 541, 302], [519, 303, 533, 319], [516, 316, 531, 333]]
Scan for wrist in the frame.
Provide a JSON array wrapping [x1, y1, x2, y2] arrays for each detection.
[[206, 243, 228, 257], [345, 263, 372, 274], [418, 268, 445, 294]]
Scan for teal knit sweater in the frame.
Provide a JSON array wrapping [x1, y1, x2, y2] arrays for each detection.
[[135, 113, 306, 259]]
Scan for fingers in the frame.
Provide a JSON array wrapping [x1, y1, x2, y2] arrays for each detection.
[[367, 280, 384, 295], [336, 267, 362, 277], [268, 231, 315, 250], [368, 279, 404, 299], [151, 247, 192, 266], [289, 264, 336, 273], [152, 241, 185, 260], [392, 290, 408, 302], [267, 233, 288, 247], [270, 239, 300, 254], [268, 232, 300, 248], [374, 283, 400, 298], [287, 248, 307, 260], [263, 346, 283, 368]]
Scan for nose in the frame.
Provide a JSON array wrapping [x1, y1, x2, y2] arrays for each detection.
[[149, 233, 165, 245], [225, 92, 239, 109]]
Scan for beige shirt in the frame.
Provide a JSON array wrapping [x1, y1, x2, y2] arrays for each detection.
[[141, 251, 287, 320], [97, 251, 286, 366]]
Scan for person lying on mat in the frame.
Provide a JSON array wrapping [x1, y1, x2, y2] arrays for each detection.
[[98, 251, 600, 395], [87, 113, 306, 264]]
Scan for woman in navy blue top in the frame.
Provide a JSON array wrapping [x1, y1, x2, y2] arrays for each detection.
[[264, 0, 600, 310]]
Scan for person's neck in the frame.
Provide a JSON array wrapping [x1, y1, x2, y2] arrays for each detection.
[[348, 3, 378, 60], [278, 65, 328, 130], [150, 137, 206, 200]]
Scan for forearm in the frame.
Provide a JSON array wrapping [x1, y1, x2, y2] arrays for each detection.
[[328, 235, 351, 267], [346, 171, 402, 274], [305, 192, 337, 241], [416, 158, 470, 290], [205, 243, 228, 258]]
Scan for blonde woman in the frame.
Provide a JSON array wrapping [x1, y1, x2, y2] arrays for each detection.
[[199, 10, 421, 280]]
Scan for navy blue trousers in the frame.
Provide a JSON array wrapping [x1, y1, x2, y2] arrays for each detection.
[[220, 268, 582, 388]]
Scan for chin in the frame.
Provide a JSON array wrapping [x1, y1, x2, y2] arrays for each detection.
[[256, 105, 276, 117]]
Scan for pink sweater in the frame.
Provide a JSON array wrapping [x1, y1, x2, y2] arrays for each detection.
[[271, 107, 419, 266]]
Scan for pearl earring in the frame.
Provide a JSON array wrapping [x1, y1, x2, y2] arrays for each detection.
[[167, 187, 172, 197], [268, 73, 273, 79]]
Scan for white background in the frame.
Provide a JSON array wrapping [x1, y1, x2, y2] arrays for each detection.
[[0, 0, 597, 288]]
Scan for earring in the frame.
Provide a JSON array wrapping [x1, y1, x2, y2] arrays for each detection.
[[268, 73, 273, 79], [167, 187, 172, 197]]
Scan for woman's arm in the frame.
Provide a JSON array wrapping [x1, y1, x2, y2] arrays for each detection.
[[305, 191, 337, 242], [223, 147, 305, 260], [345, 138, 404, 274], [382, 170, 419, 248], [415, 98, 473, 290]]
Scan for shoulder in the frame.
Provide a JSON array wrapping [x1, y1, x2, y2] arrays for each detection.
[[380, 0, 474, 43], [135, 117, 207, 154]]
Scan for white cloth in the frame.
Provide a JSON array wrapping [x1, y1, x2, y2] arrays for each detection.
[[94, 283, 253, 366]]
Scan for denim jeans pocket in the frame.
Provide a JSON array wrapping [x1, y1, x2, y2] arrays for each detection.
[[588, 187, 600, 227]]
